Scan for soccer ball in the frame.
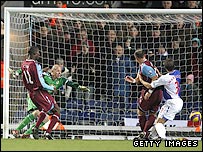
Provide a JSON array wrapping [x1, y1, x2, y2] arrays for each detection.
[[189, 111, 202, 122]]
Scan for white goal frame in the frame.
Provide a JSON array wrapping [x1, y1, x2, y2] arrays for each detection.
[[3, 7, 202, 139]]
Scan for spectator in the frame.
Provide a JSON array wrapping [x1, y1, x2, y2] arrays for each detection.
[[147, 26, 165, 54], [157, 44, 168, 57], [69, 20, 84, 44], [71, 29, 95, 102], [123, 38, 136, 61], [93, 21, 109, 53], [71, 28, 95, 59], [97, 29, 118, 98], [181, 74, 199, 103], [186, 1, 200, 9], [107, 44, 136, 112], [59, 31, 72, 69], [103, 3, 111, 8], [173, 1, 187, 8], [49, 1, 67, 27], [32, 25, 53, 68], [155, 44, 169, 74], [172, 15, 195, 47], [161, 1, 173, 9], [167, 37, 186, 73], [55, 1, 67, 8], [122, 21, 134, 38], [190, 38, 202, 81], [127, 26, 142, 49]]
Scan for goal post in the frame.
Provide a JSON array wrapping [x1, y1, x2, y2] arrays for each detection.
[[3, 7, 202, 139]]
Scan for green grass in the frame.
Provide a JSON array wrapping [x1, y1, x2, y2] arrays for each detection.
[[1, 139, 202, 151]]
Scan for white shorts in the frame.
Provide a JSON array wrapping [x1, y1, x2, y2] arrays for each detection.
[[157, 98, 183, 121]]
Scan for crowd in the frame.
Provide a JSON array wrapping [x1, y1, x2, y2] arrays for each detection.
[[30, 8, 202, 125]]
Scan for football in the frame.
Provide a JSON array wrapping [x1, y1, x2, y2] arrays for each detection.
[[189, 111, 202, 122]]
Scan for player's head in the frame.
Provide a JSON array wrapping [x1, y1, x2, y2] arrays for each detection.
[[28, 46, 40, 61], [51, 64, 62, 79], [163, 58, 175, 72], [134, 49, 146, 64]]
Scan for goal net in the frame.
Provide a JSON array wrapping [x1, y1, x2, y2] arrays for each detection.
[[3, 8, 202, 140]]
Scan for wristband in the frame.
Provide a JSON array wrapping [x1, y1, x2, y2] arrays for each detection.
[[148, 89, 153, 94]]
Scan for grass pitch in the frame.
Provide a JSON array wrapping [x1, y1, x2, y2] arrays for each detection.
[[1, 139, 202, 151]]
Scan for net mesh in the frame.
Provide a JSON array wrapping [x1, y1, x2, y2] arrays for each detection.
[[8, 10, 202, 139]]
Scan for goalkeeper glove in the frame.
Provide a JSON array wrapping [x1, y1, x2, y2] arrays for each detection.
[[8, 68, 19, 78], [78, 85, 90, 92]]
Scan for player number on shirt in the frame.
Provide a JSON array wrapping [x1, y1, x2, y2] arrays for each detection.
[[23, 70, 34, 84], [175, 81, 180, 94]]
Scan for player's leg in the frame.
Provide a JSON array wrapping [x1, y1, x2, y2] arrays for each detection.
[[12, 95, 38, 138], [12, 112, 36, 138], [142, 112, 156, 138], [148, 124, 158, 140], [44, 104, 60, 140], [22, 112, 49, 137], [135, 89, 150, 140], [154, 118, 167, 140], [31, 90, 54, 139], [137, 89, 147, 132], [154, 98, 183, 140], [143, 89, 162, 139]]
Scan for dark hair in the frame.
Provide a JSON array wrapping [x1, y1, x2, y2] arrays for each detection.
[[56, 1, 64, 4], [134, 49, 145, 58], [28, 46, 39, 56], [164, 58, 174, 71]]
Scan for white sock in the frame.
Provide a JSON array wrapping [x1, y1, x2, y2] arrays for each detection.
[[155, 123, 166, 139], [149, 126, 158, 139]]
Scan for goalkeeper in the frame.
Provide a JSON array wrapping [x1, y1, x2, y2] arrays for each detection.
[[10, 64, 90, 138]]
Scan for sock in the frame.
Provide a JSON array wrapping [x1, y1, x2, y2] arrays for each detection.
[[143, 115, 156, 135], [46, 115, 59, 133], [24, 122, 45, 135], [148, 126, 158, 139], [16, 113, 36, 131], [155, 123, 166, 139], [35, 111, 46, 128], [138, 115, 147, 131]]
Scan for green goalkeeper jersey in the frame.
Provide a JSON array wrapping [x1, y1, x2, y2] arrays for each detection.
[[43, 72, 80, 94], [15, 69, 80, 111]]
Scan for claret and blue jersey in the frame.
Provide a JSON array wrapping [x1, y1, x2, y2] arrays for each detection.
[[139, 60, 157, 84]]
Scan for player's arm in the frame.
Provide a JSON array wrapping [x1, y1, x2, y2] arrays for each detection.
[[42, 67, 50, 72], [154, 66, 162, 77], [125, 70, 140, 84], [36, 64, 55, 91], [139, 74, 165, 89], [54, 76, 90, 92], [63, 78, 90, 92], [8, 68, 22, 78], [138, 74, 153, 89]]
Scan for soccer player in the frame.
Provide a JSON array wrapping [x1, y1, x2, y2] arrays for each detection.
[[125, 49, 163, 140], [10, 64, 89, 139], [20, 46, 59, 140], [138, 58, 183, 140]]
